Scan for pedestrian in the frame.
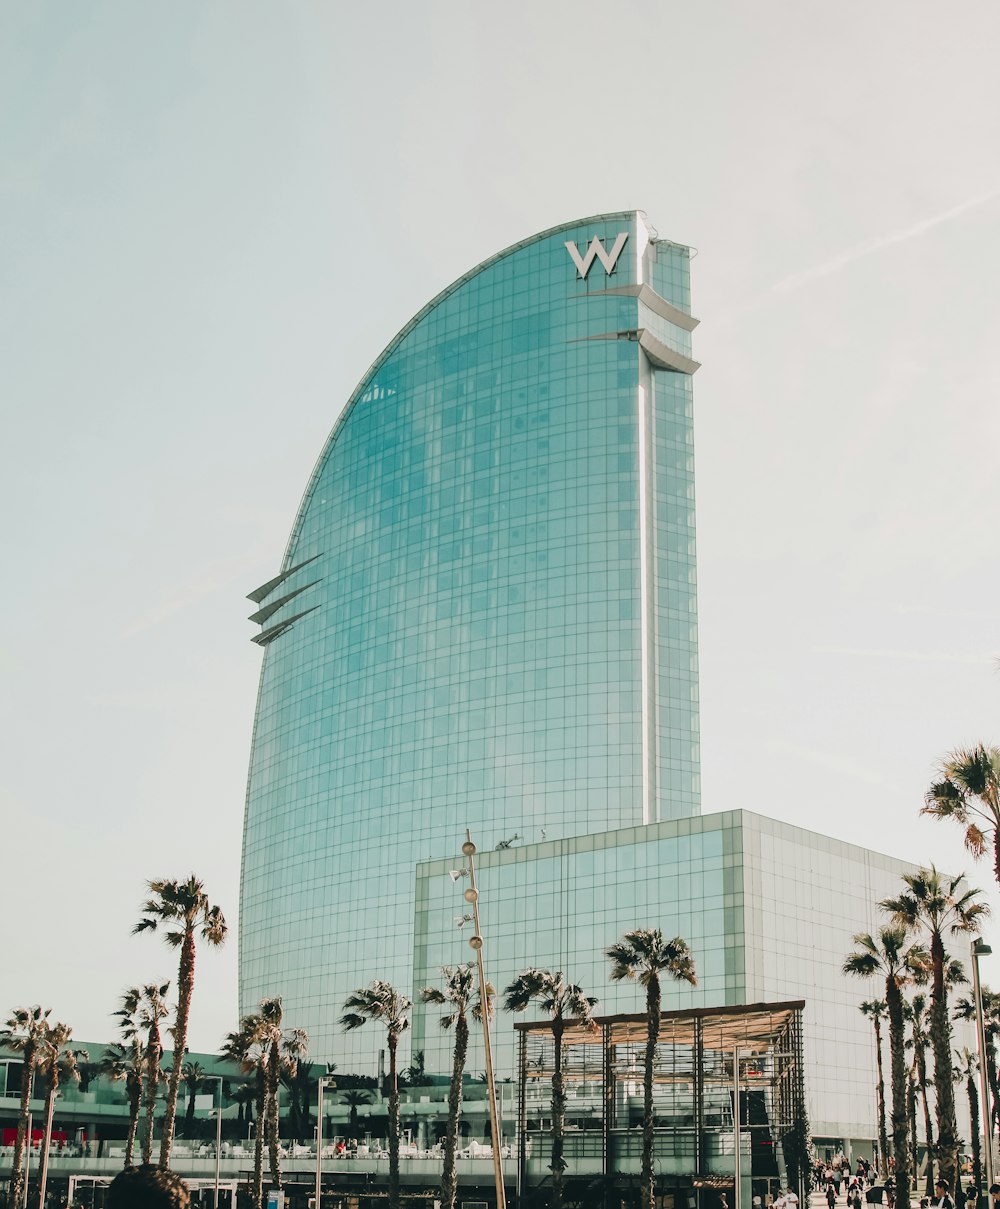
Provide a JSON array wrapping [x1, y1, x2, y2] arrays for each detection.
[[827, 1184, 837, 1209], [989, 1185, 1000, 1209], [931, 1179, 956, 1209]]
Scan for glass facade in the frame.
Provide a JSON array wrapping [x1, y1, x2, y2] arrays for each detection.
[[413, 811, 972, 1142], [240, 213, 701, 1067], [239, 211, 972, 1151]]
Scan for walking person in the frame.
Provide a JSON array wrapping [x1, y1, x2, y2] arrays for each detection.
[[931, 1178, 956, 1209]]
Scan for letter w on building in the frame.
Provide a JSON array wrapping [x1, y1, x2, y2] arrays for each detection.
[[565, 232, 629, 279]]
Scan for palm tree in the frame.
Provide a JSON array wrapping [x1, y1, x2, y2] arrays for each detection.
[[504, 969, 598, 1209], [859, 1000, 890, 1174], [258, 998, 308, 1194], [115, 982, 171, 1164], [99, 1037, 146, 1167], [844, 927, 928, 1209], [882, 866, 989, 1193], [222, 1012, 269, 1209], [181, 1061, 206, 1138], [340, 981, 412, 1209], [955, 987, 1000, 1156], [607, 931, 696, 1209], [0, 1006, 52, 1209], [954, 1047, 982, 1190], [281, 1060, 317, 1143], [133, 875, 228, 1167], [421, 963, 493, 1209], [923, 745, 1000, 887], [908, 992, 937, 1194], [35, 1022, 86, 1209], [340, 1089, 374, 1139]]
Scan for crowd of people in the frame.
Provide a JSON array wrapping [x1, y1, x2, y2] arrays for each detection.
[[812, 1154, 1000, 1209]]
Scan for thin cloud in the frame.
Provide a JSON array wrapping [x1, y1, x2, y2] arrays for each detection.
[[765, 738, 893, 790], [123, 549, 270, 638], [771, 189, 1000, 295], [811, 645, 994, 666], [714, 189, 1000, 329]]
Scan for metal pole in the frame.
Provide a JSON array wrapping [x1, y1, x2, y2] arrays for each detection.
[[733, 1049, 741, 1209], [972, 940, 994, 1193], [315, 1077, 326, 1209], [23, 1111, 32, 1209], [463, 831, 507, 1209], [215, 1104, 222, 1209]]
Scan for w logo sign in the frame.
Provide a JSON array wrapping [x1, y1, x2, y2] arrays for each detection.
[[565, 232, 629, 279]]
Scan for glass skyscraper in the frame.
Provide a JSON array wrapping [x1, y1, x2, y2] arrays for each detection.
[[239, 213, 958, 1149], [241, 212, 701, 1062]]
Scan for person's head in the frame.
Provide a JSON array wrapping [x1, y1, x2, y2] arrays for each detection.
[[990, 1186, 1000, 1199], [108, 1166, 190, 1209], [936, 1181, 949, 1197]]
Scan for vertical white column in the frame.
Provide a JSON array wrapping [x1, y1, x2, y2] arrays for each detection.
[[637, 375, 656, 824]]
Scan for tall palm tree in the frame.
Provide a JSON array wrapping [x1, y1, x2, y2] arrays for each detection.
[[340, 981, 412, 1209], [35, 1022, 86, 1209], [504, 969, 598, 1209], [923, 745, 1000, 887], [607, 931, 696, 1209], [844, 927, 929, 1209], [99, 1037, 146, 1167], [222, 1012, 268, 1209], [955, 987, 1000, 1154], [908, 992, 937, 1194], [133, 875, 228, 1168], [421, 963, 493, 1209], [257, 997, 308, 1194], [954, 1048, 982, 1190], [340, 1089, 374, 1140], [281, 1060, 316, 1143], [859, 1000, 890, 1174], [0, 1006, 52, 1209], [116, 982, 171, 1164], [882, 866, 989, 1193], [181, 1061, 206, 1138]]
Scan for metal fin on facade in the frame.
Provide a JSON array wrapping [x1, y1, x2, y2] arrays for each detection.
[[248, 581, 321, 625], [247, 553, 322, 604], [250, 606, 320, 647]]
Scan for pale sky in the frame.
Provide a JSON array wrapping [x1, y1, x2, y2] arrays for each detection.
[[2, 1, 999, 1052]]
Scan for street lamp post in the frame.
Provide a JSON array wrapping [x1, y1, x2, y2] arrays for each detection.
[[315, 1076, 328, 1209], [459, 831, 507, 1209], [23, 1110, 32, 1209], [972, 939, 994, 1194], [202, 1075, 225, 1209]]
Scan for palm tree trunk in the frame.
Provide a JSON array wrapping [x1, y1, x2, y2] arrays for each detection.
[[143, 1028, 162, 1165], [442, 1014, 469, 1209], [9, 1050, 35, 1209], [987, 1040, 1000, 1158], [160, 925, 196, 1167], [930, 933, 960, 1193], [388, 1032, 401, 1209], [917, 1043, 935, 1195], [37, 1075, 58, 1209], [643, 975, 661, 1209], [909, 1072, 919, 1183], [886, 979, 911, 1209], [968, 1074, 982, 1191], [185, 1086, 197, 1138], [551, 1019, 566, 1209], [125, 1078, 142, 1168], [266, 1047, 283, 1191], [253, 1068, 266, 1209], [873, 1016, 889, 1176]]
